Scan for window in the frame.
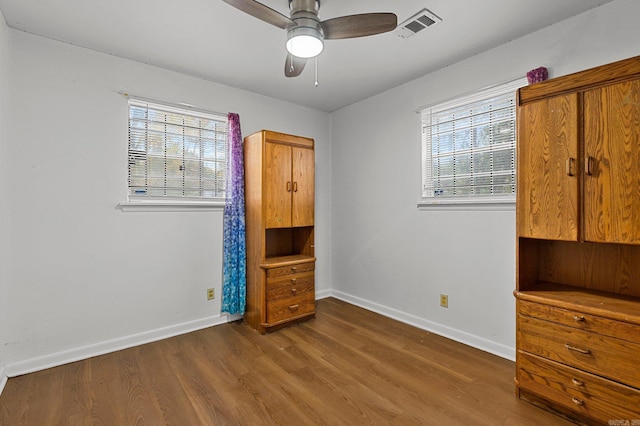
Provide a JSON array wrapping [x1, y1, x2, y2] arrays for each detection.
[[420, 78, 526, 205], [127, 98, 228, 203]]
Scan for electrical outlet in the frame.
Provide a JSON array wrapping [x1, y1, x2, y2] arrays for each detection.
[[440, 294, 448, 308], [207, 288, 215, 300]]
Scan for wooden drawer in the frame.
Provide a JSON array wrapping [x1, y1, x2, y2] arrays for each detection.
[[518, 351, 640, 423], [267, 271, 314, 301], [266, 292, 315, 324], [266, 262, 315, 278], [517, 314, 640, 388], [519, 300, 640, 344]]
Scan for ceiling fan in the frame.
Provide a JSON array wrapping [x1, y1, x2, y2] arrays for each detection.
[[222, 0, 398, 77]]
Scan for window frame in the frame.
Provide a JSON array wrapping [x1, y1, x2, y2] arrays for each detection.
[[418, 78, 527, 209], [121, 96, 228, 211]]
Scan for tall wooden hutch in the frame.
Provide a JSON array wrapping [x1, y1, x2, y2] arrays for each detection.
[[515, 56, 640, 423], [243, 130, 316, 334]]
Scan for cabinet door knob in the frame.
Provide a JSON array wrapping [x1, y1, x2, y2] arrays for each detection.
[[565, 157, 575, 176], [565, 343, 591, 355], [585, 156, 595, 176]]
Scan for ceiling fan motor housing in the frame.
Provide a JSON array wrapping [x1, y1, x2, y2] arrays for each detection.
[[289, 0, 319, 14], [288, 0, 322, 34]]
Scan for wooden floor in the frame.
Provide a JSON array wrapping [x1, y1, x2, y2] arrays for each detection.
[[0, 298, 573, 425]]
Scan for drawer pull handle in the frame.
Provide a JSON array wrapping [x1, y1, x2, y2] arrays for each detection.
[[291, 266, 297, 272], [291, 278, 297, 284], [565, 343, 591, 355], [571, 378, 584, 386], [289, 304, 300, 311], [291, 288, 297, 295], [571, 397, 585, 406], [573, 315, 585, 322]]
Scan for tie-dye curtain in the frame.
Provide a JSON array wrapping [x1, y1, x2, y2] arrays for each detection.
[[221, 113, 246, 315]]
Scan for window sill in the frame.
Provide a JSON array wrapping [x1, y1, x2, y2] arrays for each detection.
[[417, 197, 515, 211], [118, 201, 225, 212]]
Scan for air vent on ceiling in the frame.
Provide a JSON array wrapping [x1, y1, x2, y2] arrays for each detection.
[[396, 8, 442, 39]]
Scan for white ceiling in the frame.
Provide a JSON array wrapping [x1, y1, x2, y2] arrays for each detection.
[[0, 0, 614, 112]]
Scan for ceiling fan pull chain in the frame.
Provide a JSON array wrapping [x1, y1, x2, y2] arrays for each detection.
[[314, 57, 319, 87]]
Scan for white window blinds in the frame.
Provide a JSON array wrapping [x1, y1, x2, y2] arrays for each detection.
[[420, 78, 526, 203], [128, 98, 228, 201]]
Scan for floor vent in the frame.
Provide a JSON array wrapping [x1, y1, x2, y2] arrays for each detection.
[[396, 8, 442, 39]]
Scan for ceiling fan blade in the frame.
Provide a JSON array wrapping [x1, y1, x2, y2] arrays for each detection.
[[321, 13, 397, 40], [285, 53, 307, 77], [222, 0, 294, 30]]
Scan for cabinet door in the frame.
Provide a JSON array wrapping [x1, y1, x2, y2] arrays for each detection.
[[265, 142, 292, 228], [292, 146, 314, 227], [584, 80, 640, 244], [517, 94, 580, 240]]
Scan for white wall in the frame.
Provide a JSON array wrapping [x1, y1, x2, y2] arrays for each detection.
[[4, 30, 331, 374], [0, 9, 9, 391], [330, 0, 640, 359]]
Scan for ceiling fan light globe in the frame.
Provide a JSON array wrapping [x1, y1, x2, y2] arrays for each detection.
[[286, 27, 324, 58]]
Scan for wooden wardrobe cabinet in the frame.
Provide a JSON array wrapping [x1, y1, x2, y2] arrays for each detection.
[[515, 56, 640, 424], [244, 130, 316, 334]]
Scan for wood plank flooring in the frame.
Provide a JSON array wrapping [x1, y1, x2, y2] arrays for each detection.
[[0, 298, 572, 425]]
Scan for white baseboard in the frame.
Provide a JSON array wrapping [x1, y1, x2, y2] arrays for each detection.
[[315, 288, 333, 300], [3, 291, 514, 380], [330, 290, 515, 361], [5, 313, 243, 378], [0, 366, 7, 397]]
